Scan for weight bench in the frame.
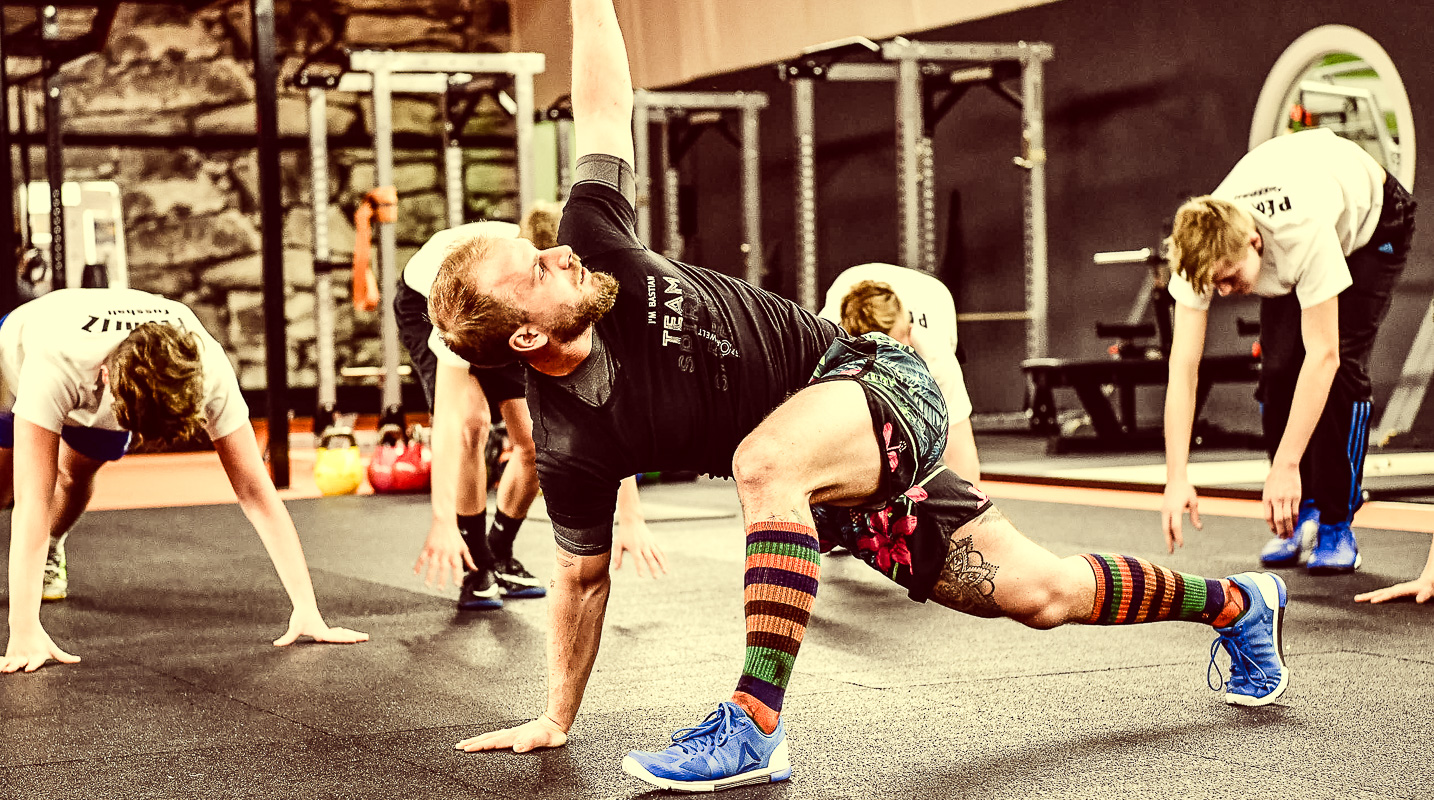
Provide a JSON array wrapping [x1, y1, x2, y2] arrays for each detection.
[[1022, 350, 1261, 452]]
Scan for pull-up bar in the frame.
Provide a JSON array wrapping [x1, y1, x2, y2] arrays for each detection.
[[631, 90, 769, 287], [779, 37, 1053, 361], [298, 50, 545, 426]]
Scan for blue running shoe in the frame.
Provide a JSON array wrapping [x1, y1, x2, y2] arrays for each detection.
[[1259, 500, 1319, 567], [1209, 572, 1289, 706], [621, 702, 792, 792], [1307, 521, 1361, 575]]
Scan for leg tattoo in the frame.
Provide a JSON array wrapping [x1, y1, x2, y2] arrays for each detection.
[[931, 520, 1003, 618]]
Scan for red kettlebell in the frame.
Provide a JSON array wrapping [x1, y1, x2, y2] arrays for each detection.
[[367, 424, 432, 493]]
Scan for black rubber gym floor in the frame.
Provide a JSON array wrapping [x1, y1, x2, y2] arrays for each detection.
[[3, 478, 1432, 799]]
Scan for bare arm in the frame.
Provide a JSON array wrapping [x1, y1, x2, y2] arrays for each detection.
[[572, 0, 635, 165], [214, 424, 368, 646], [613, 475, 667, 577], [2, 419, 79, 673], [457, 548, 613, 752], [1356, 534, 1434, 604], [1161, 303, 1208, 551], [943, 419, 981, 485], [1264, 296, 1339, 537], [415, 361, 486, 587]]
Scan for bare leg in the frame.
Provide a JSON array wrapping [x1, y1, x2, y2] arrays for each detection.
[[729, 380, 884, 732], [50, 443, 105, 539], [495, 398, 540, 519], [733, 380, 883, 525], [931, 504, 1247, 630], [930, 506, 1093, 626]]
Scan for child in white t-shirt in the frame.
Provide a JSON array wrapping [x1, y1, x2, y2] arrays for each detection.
[[1, 288, 367, 674], [1159, 129, 1417, 576]]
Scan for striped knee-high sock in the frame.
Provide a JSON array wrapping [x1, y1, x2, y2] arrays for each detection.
[[1080, 554, 1248, 628], [732, 522, 821, 735]]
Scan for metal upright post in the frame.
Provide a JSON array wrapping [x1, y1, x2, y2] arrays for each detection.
[[659, 114, 681, 259], [308, 88, 337, 429], [792, 77, 818, 310], [252, 0, 289, 485], [370, 67, 402, 416], [1020, 51, 1049, 361], [0, 21, 17, 315], [917, 136, 937, 273], [894, 56, 923, 272], [512, 71, 536, 222], [740, 104, 765, 287], [439, 87, 464, 229], [555, 117, 575, 200], [42, 5, 65, 291], [632, 92, 652, 245]]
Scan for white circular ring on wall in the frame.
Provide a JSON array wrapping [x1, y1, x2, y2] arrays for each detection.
[[1249, 24, 1415, 189]]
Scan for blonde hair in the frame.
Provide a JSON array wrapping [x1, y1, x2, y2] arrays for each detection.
[[427, 234, 527, 367], [1168, 196, 1255, 294], [521, 201, 564, 249], [840, 280, 904, 336], [106, 322, 207, 446]]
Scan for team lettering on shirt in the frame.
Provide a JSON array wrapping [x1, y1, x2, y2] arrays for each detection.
[[645, 273, 738, 391]]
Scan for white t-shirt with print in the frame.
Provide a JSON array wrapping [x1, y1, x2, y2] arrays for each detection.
[[1169, 128, 1385, 311], [818, 262, 972, 422], [0, 288, 248, 440], [403, 220, 521, 368]]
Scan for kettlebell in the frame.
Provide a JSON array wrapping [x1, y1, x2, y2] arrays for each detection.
[[367, 424, 433, 494], [314, 427, 364, 496]]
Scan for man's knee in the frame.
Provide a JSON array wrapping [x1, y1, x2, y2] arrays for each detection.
[[732, 434, 793, 497], [1001, 557, 1091, 630]]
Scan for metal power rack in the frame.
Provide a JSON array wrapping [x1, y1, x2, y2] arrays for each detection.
[[779, 36, 1053, 361]]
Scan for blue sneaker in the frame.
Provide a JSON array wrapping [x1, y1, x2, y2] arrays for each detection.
[[1259, 500, 1319, 567], [1208, 572, 1289, 706], [621, 702, 792, 792], [1307, 521, 1360, 575]]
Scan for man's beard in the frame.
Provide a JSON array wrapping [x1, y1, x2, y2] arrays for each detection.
[[547, 267, 619, 343]]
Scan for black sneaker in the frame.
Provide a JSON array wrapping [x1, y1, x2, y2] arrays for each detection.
[[495, 557, 547, 599], [458, 569, 504, 611]]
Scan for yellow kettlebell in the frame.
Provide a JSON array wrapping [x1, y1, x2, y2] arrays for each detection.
[[314, 427, 364, 496]]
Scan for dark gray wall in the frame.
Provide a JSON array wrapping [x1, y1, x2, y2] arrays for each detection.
[[661, 0, 1432, 434]]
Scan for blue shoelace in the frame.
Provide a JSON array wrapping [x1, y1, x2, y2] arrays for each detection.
[[669, 704, 741, 756], [1207, 630, 1272, 692]]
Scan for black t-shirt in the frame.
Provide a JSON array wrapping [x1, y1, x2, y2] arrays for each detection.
[[535, 168, 843, 554]]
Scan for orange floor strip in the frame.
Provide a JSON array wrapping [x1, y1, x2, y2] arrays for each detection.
[[86, 454, 1434, 536], [87, 449, 370, 511], [983, 480, 1434, 535]]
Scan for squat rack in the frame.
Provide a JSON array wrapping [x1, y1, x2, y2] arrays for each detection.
[[631, 90, 769, 287], [778, 37, 1053, 360], [296, 50, 544, 427], [0, 0, 293, 484]]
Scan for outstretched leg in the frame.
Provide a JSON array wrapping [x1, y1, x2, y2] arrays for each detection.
[[928, 497, 1288, 706]]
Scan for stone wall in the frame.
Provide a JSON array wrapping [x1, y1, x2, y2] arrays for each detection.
[[6, 0, 517, 391]]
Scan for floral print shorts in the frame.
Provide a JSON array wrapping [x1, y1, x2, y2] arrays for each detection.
[[807, 333, 992, 602]]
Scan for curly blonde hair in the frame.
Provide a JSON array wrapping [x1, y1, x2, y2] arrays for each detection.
[[106, 322, 207, 446], [1168, 196, 1255, 294], [840, 280, 904, 336]]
